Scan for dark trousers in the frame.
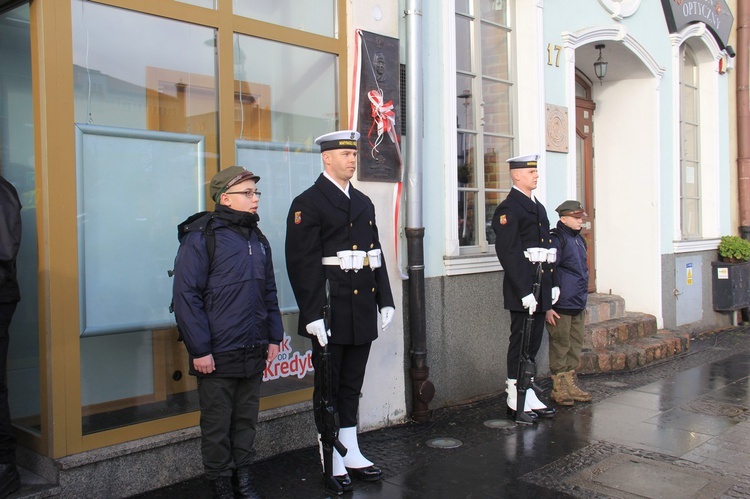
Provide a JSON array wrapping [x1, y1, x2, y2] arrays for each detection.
[[507, 310, 545, 379], [311, 342, 371, 430], [197, 373, 262, 479], [0, 303, 17, 464]]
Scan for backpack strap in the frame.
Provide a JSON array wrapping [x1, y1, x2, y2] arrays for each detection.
[[550, 227, 566, 254], [178, 211, 216, 263]]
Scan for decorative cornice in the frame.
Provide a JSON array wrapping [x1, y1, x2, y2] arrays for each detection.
[[669, 23, 722, 60], [562, 25, 665, 79], [598, 0, 641, 20]]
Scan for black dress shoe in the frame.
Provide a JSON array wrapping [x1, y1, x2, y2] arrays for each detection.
[[325, 473, 353, 494], [346, 465, 382, 482], [531, 406, 556, 418]]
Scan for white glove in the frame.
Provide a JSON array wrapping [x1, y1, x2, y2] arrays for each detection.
[[521, 293, 537, 315], [380, 306, 395, 330], [305, 319, 330, 347], [551, 286, 560, 305]]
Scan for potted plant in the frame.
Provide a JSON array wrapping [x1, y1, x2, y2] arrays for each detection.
[[718, 235, 750, 263]]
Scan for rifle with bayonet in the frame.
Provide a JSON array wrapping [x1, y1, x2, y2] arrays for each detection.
[[515, 262, 544, 425], [319, 279, 348, 495]]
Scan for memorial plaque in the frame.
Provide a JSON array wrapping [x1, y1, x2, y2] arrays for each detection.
[[356, 30, 402, 182]]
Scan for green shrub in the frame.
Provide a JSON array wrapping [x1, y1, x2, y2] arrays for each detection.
[[718, 235, 750, 262]]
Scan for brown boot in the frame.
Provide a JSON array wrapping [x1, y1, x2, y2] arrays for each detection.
[[564, 370, 592, 402], [550, 373, 574, 406]]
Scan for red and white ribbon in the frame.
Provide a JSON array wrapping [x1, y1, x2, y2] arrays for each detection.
[[367, 89, 398, 158]]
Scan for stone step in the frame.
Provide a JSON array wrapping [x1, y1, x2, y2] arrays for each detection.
[[584, 293, 626, 324], [583, 312, 658, 348], [578, 329, 691, 374]]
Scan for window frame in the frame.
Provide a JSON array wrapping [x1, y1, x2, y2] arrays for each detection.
[[679, 45, 701, 240], [446, 0, 516, 271]]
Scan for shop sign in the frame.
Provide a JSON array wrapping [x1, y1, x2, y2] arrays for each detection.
[[661, 0, 734, 49], [263, 332, 314, 381]]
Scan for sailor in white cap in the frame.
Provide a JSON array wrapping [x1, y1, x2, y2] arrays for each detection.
[[285, 130, 395, 493], [491, 154, 559, 422]]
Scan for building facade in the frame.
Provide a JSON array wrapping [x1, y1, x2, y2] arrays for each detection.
[[0, 0, 739, 494]]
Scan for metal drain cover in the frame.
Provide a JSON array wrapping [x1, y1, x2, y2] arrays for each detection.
[[484, 419, 515, 429], [425, 437, 463, 449], [685, 400, 748, 418]]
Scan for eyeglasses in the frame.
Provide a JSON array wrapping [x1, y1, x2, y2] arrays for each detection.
[[225, 190, 261, 199]]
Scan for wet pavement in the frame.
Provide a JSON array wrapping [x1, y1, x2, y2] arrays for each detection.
[[133, 327, 750, 498]]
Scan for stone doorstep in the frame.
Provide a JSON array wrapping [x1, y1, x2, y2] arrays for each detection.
[[13, 400, 317, 499], [584, 312, 658, 349], [584, 293, 626, 325], [579, 330, 691, 374]]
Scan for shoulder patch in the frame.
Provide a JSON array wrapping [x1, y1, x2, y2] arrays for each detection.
[[294, 211, 302, 225], [499, 214, 508, 225]]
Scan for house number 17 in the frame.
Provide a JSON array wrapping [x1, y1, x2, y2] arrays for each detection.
[[547, 44, 562, 67]]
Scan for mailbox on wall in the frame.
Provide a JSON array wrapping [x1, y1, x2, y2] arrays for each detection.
[[711, 261, 750, 311]]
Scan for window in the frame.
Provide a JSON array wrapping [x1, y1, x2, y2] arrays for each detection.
[[680, 46, 700, 239], [0, 2, 40, 437], [69, 0, 341, 434], [233, 0, 337, 38], [455, 0, 514, 252]]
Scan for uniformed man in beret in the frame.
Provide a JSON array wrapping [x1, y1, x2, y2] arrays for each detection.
[[491, 154, 558, 421], [285, 130, 395, 492]]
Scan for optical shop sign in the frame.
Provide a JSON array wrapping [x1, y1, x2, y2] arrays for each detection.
[[264, 332, 314, 381], [660, 0, 733, 49]]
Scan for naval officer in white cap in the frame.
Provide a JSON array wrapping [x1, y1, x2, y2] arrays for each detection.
[[285, 130, 395, 492], [491, 154, 558, 422]]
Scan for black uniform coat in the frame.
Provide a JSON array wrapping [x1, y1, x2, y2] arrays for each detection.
[[491, 188, 556, 313], [285, 174, 394, 345]]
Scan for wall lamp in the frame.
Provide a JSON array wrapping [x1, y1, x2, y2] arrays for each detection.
[[594, 44, 608, 84]]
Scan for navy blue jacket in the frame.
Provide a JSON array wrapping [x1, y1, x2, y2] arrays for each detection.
[[172, 206, 283, 374], [550, 221, 588, 313]]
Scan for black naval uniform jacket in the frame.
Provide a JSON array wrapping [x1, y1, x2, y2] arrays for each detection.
[[285, 174, 394, 345], [492, 188, 557, 313]]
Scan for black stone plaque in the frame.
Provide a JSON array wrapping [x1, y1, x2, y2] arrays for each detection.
[[356, 30, 402, 183]]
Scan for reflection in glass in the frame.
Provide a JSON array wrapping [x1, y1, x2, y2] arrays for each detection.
[[480, 0, 507, 24], [1, 3, 40, 436], [481, 22, 509, 81], [233, 34, 339, 401], [456, 76, 474, 130], [458, 191, 478, 246], [457, 132, 477, 188], [680, 46, 700, 239], [482, 78, 511, 135], [455, 1, 514, 251], [455, 0, 472, 16], [455, 15, 472, 73], [233, 35, 338, 144], [234, 0, 336, 38], [483, 136, 512, 190], [72, 0, 219, 433]]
